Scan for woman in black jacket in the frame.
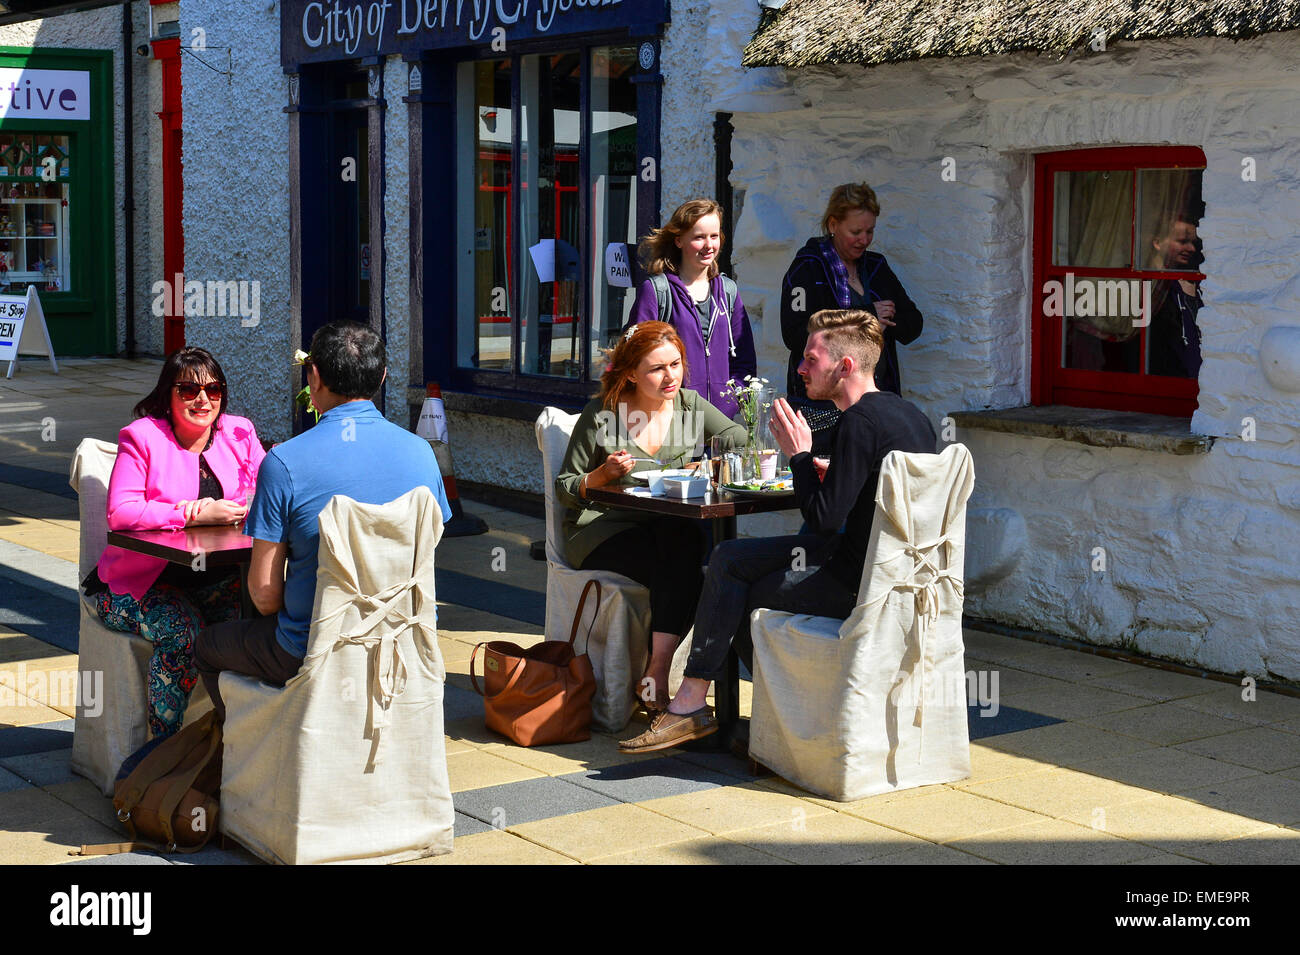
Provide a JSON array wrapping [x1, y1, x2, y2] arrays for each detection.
[[780, 183, 923, 450]]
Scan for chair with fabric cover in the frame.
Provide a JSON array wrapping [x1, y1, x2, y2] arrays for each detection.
[[749, 443, 976, 802], [535, 407, 653, 733], [217, 486, 452, 865], [68, 438, 212, 795]]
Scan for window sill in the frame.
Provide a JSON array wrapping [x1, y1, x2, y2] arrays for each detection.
[[406, 387, 587, 422], [948, 405, 1214, 455]]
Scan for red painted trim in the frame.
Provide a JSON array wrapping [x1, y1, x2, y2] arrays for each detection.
[[1031, 145, 1207, 417], [153, 38, 184, 353]]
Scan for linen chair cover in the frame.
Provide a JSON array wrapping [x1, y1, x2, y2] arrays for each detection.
[[749, 443, 976, 801], [535, 407, 652, 733], [218, 486, 452, 865], [68, 438, 211, 795]]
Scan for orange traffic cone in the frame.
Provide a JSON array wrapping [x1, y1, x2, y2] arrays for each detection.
[[417, 382, 488, 537]]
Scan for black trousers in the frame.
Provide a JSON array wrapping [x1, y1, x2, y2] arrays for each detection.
[[579, 518, 705, 637], [195, 614, 303, 723], [684, 533, 858, 682]]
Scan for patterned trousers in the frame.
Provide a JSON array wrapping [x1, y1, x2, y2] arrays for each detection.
[[94, 573, 241, 738]]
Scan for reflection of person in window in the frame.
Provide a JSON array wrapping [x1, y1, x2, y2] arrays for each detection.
[[1147, 216, 1203, 379]]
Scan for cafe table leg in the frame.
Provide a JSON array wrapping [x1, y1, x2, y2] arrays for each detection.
[[709, 513, 742, 750]]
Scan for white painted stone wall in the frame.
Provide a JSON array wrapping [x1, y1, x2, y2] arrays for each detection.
[[180, 0, 292, 438], [382, 57, 412, 421], [714, 30, 1300, 680], [0, 3, 164, 355]]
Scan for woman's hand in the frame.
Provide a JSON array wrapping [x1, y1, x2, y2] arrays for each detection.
[[179, 498, 214, 523], [600, 450, 636, 482], [190, 498, 248, 525], [873, 300, 897, 327], [581, 450, 635, 498]]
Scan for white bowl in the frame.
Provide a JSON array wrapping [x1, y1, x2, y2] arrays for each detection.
[[636, 468, 694, 495], [662, 475, 710, 499]]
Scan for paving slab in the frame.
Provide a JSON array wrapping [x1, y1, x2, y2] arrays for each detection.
[[946, 817, 1155, 865], [723, 809, 931, 864], [0, 785, 123, 863], [955, 766, 1159, 825], [1086, 794, 1278, 850], [1175, 725, 1300, 773], [515, 802, 712, 862], [445, 747, 546, 793], [980, 720, 1155, 767], [594, 834, 788, 865], [559, 755, 737, 804], [1176, 828, 1300, 865], [453, 775, 620, 828], [1080, 700, 1248, 745], [843, 788, 1051, 844], [1180, 773, 1300, 828], [855, 842, 995, 864], [1077, 747, 1265, 797], [407, 828, 578, 865], [640, 781, 835, 836]]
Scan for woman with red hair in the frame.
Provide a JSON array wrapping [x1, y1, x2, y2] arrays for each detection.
[[556, 321, 745, 712]]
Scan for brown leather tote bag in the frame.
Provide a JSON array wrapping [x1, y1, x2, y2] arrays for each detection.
[[470, 580, 600, 746]]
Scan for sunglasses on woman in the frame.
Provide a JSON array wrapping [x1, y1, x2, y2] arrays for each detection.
[[174, 381, 224, 401]]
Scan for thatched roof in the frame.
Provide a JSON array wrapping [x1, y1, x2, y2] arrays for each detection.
[[743, 0, 1300, 68]]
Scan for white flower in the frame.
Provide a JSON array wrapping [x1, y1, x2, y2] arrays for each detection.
[[292, 349, 310, 366]]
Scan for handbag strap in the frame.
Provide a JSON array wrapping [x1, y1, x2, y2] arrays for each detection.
[[569, 579, 602, 650], [468, 641, 535, 702]]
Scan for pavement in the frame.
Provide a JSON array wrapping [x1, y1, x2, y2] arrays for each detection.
[[2, 358, 1299, 865]]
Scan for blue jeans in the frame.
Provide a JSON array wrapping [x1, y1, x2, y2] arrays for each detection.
[[684, 534, 858, 682]]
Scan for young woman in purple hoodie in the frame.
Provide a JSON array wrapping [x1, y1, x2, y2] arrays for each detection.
[[629, 199, 757, 419]]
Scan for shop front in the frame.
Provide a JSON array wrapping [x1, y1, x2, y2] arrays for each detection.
[[280, 0, 667, 431], [0, 47, 113, 355]]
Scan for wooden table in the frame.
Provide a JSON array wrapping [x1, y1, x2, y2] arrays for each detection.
[[107, 525, 256, 616], [585, 484, 800, 746]]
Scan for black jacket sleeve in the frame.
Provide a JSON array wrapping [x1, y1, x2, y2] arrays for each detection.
[[789, 412, 877, 534], [780, 257, 833, 353]]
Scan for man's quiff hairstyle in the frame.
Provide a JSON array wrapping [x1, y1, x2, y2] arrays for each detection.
[[807, 309, 883, 373]]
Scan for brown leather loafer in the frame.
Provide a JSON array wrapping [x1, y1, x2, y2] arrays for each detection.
[[618, 706, 717, 753]]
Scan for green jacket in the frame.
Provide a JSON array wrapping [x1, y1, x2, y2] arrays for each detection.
[[556, 388, 747, 568]]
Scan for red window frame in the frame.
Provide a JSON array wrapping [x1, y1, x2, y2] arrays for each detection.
[[1032, 146, 1206, 417]]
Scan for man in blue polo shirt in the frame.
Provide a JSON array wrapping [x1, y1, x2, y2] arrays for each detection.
[[196, 320, 451, 721]]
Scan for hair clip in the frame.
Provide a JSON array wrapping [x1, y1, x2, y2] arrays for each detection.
[[623, 324, 638, 342]]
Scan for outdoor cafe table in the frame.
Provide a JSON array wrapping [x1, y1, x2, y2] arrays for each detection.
[[584, 484, 800, 747], [106, 525, 256, 617]]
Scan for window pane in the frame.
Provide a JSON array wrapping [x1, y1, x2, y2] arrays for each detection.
[[588, 45, 638, 379], [519, 51, 582, 379], [0, 133, 72, 294], [1137, 168, 1203, 272], [1052, 169, 1133, 268], [1059, 275, 1145, 372], [456, 59, 513, 371]]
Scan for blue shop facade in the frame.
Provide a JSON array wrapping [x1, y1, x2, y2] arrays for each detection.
[[281, 0, 668, 415]]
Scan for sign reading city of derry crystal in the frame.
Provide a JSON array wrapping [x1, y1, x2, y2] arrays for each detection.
[[0, 287, 58, 379], [282, 0, 667, 66], [0, 69, 90, 122]]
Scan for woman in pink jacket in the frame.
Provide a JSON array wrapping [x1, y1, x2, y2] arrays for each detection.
[[83, 347, 265, 739]]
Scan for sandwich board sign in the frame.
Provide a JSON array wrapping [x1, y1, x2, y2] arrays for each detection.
[[0, 286, 57, 379]]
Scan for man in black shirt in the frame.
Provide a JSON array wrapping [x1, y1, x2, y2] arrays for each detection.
[[620, 309, 936, 753]]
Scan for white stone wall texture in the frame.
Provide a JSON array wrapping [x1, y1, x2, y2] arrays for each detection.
[[714, 30, 1300, 681], [180, 0, 292, 439], [382, 56, 411, 424], [0, 3, 163, 355]]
